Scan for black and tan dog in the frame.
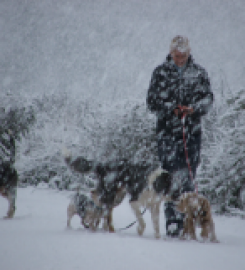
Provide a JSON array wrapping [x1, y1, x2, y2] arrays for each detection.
[[64, 151, 128, 232], [0, 162, 18, 218], [64, 150, 172, 238], [176, 192, 218, 242]]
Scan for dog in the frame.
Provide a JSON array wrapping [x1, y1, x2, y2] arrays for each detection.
[[0, 162, 18, 218], [176, 192, 218, 242], [64, 150, 128, 232], [67, 191, 104, 230], [126, 167, 172, 238], [67, 187, 127, 232], [64, 150, 172, 238]]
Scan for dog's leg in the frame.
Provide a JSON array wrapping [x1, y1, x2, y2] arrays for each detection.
[[209, 218, 219, 243], [200, 220, 209, 241], [189, 222, 197, 240], [91, 210, 102, 231], [6, 186, 16, 219], [94, 216, 101, 229], [187, 211, 197, 240], [150, 202, 161, 239], [67, 202, 76, 228], [130, 201, 146, 236], [102, 216, 109, 231], [101, 209, 114, 232], [89, 218, 97, 231], [180, 217, 188, 240], [107, 208, 115, 232]]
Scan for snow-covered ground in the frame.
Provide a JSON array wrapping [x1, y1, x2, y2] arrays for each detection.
[[1, 187, 245, 270]]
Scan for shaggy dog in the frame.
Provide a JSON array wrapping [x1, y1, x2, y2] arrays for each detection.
[[67, 191, 104, 230], [67, 187, 127, 232], [0, 162, 18, 218], [176, 192, 218, 242], [64, 151, 172, 238]]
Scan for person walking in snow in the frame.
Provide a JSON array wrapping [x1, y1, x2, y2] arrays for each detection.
[[146, 35, 214, 237]]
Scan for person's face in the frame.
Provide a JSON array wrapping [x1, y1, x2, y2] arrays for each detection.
[[171, 50, 189, 67]]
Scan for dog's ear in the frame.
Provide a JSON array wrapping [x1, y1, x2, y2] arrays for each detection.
[[71, 157, 94, 173], [200, 197, 210, 213]]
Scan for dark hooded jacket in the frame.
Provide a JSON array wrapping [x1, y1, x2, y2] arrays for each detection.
[[147, 54, 213, 173]]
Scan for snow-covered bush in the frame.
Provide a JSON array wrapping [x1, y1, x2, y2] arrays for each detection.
[[0, 105, 35, 142], [16, 92, 159, 190], [100, 102, 158, 165], [198, 89, 245, 212]]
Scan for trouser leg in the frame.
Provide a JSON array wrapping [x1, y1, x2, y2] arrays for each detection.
[[164, 201, 185, 236], [164, 169, 195, 237]]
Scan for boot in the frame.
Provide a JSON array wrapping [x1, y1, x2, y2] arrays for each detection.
[[164, 202, 184, 237]]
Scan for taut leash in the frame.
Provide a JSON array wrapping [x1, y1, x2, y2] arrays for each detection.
[[178, 106, 198, 193]]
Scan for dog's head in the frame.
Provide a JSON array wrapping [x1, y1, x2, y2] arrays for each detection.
[[63, 151, 96, 174], [177, 193, 199, 213], [177, 193, 210, 218]]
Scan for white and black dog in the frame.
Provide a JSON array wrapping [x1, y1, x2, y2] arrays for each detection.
[[64, 151, 172, 238]]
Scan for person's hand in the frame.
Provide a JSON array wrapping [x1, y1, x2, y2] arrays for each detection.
[[174, 105, 194, 116]]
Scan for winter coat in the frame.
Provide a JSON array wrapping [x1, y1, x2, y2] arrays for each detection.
[[147, 54, 213, 173]]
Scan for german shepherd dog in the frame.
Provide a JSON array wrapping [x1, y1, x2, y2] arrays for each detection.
[[64, 151, 172, 238], [0, 162, 18, 218]]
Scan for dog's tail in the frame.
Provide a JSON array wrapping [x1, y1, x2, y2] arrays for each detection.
[[148, 167, 172, 196], [62, 147, 94, 174], [62, 147, 72, 164]]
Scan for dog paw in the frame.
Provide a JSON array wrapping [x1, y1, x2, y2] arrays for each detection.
[[109, 226, 115, 233], [137, 223, 146, 236], [154, 232, 161, 239], [211, 238, 219, 243], [6, 209, 15, 219], [66, 221, 72, 228], [179, 235, 187, 240]]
